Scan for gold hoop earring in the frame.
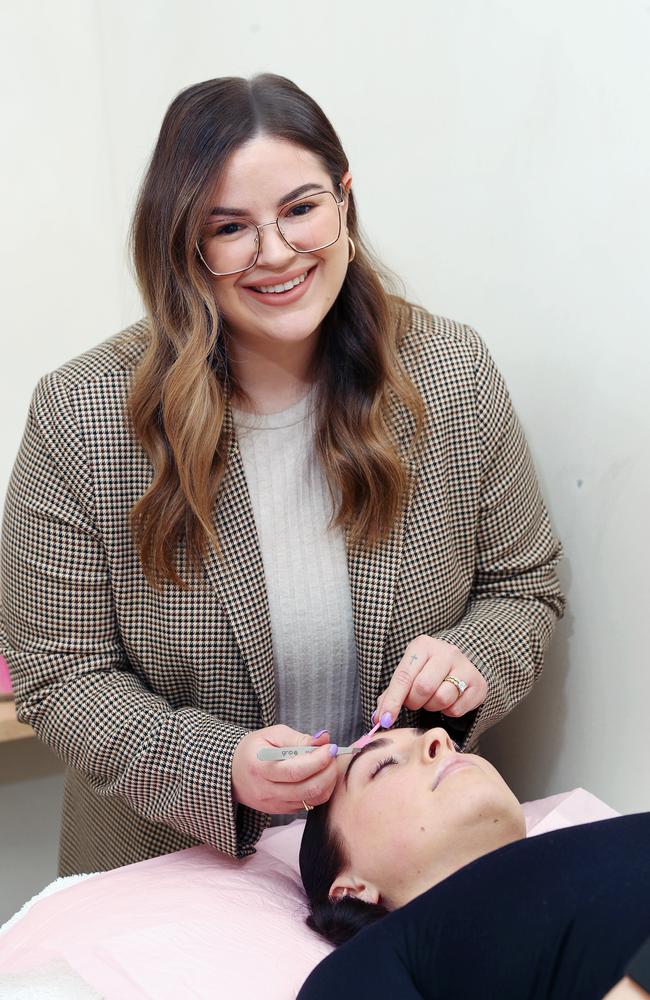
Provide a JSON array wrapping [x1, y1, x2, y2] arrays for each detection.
[[347, 236, 356, 263]]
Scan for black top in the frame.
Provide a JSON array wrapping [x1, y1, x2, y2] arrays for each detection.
[[298, 813, 650, 1000]]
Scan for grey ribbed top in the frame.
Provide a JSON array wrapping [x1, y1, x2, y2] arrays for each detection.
[[231, 388, 361, 820]]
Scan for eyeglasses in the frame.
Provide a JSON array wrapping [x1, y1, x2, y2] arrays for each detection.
[[196, 184, 346, 277]]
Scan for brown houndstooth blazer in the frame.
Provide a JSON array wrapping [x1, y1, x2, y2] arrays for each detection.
[[0, 305, 565, 875]]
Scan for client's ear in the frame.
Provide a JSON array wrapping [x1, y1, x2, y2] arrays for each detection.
[[329, 873, 380, 905]]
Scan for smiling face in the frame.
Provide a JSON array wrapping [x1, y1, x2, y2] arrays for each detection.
[[327, 727, 525, 909], [199, 135, 352, 371]]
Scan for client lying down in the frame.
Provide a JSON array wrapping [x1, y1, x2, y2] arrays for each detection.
[[299, 726, 650, 999]]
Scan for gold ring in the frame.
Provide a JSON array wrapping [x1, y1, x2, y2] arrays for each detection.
[[443, 674, 468, 699], [302, 800, 314, 811]]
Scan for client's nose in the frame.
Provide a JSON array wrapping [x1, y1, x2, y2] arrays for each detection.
[[420, 727, 456, 763]]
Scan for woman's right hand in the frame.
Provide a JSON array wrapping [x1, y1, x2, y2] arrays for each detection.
[[231, 725, 339, 814]]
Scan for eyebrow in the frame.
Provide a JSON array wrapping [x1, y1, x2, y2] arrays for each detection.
[[344, 737, 394, 788], [209, 182, 325, 218]]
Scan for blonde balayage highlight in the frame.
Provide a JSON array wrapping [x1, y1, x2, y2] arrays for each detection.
[[128, 74, 425, 588]]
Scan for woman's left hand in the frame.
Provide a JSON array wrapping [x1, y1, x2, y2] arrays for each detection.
[[372, 636, 488, 728]]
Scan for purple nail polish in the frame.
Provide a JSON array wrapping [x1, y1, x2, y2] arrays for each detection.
[[371, 710, 378, 725], [312, 729, 329, 739], [328, 743, 339, 757], [380, 711, 393, 729]]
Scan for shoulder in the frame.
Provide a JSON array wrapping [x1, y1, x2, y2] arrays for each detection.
[[40, 317, 149, 394], [395, 301, 489, 403], [396, 301, 483, 376], [31, 319, 149, 421]]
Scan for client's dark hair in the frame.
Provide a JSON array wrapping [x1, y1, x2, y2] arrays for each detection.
[[299, 797, 389, 946]]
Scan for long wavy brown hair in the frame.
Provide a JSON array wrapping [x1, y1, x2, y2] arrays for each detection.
[[128, 74, 425, 588]]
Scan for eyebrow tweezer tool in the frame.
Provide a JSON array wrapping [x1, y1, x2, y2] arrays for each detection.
[[257, 745, 358, 760], [256, 721, 383, 761]]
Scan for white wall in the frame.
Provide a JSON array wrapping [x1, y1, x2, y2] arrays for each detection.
[[1, 0, 648, 821]]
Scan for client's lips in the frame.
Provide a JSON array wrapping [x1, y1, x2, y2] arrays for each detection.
[[431, 758, 478, 792]]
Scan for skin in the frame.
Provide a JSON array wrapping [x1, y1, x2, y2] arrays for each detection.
[[232, 725, 339, 815], [604, 980, 649, 999], [202, 134, 352, 414], [327, 726, 526, 909]]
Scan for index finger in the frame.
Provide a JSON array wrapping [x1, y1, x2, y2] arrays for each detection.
[[375, 650, 427, 726]]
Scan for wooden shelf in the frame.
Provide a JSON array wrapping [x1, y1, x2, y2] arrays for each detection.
[[0, 698, 34, 743]]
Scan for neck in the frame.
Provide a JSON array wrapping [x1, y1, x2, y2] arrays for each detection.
[[228, 327, 320, 414], [387, 807, 527, 909]]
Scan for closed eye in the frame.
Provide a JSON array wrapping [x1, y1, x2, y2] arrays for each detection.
[[370, 755, 398, 779]]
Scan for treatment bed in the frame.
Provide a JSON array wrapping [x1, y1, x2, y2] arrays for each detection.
[[0, 789, 618, 999]]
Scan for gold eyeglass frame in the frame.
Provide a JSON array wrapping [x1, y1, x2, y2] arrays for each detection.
[[195, 183, 346, 277]]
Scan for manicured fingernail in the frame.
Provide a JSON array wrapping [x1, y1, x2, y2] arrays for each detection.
[[328, 743, 339, 757], [312, 729, 329, 739], [380, 712, 393, 728], [371, 710, 378, 725]]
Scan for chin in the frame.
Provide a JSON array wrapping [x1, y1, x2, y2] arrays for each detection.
[[450, 778, 523, 833], [266, 313, 323, 337], [241, 303, 326, 339]]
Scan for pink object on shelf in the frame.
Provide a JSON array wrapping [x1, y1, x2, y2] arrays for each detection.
[[0, 788, 620, 999], [0, 655, 13, 696]]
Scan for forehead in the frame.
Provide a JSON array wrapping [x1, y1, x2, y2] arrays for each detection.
[[212, 136, 329, 202]]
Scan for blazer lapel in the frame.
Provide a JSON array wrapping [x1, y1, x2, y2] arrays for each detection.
[[202, 405, 276, 727], [346, 396, 420, 728]]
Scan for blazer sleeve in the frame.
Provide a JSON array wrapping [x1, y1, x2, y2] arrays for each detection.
[[0, 373, 265, 859], [431, 327, 566, 748]]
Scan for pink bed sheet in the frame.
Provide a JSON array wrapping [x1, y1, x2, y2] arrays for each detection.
[[0, 788, 619, 999]]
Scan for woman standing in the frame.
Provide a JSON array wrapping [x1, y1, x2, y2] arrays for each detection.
[[0, 74, 565, 874]]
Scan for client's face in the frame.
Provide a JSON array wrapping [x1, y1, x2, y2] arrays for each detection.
[[327, 727, 525, 908]]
